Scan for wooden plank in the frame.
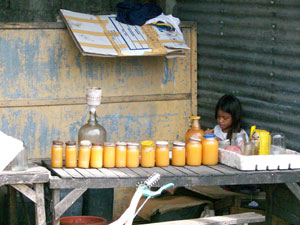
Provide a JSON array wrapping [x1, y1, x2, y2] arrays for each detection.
[[8, 186, 17, 225], [54, 188, 87, 220], [117, 167, 140, 178], [161, 166, 187, 176], [63, 168, 84, 178], [144, 212, 265, 225], [51, 168, 73, 179], [285, 183, 300, 201], [52, 189, 60, 225], [171, 166, 199, 176], [11, 184, 36, 203], [128, 167, 149, 177], [207, 164, 240, 175], [34, 184, 46, 225], [0, 94, 190, 108], [190, 21, 198, 116], [87, 168, 106, 178], [185, 165, 224, 176], [0, 22, 65, 29], [141, 167, 171, 177], [98, 168, 119, 178], [74, 168, 96, 178], [109, 168, 130, 178]]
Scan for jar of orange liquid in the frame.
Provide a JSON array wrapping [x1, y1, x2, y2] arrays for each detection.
[[51, 140, 63, 168], [90, 142, 103, 168], [172, 141, 186, 166], [155, 141, 169, 167], [185, 116, 205, 144], [103, 142, 116, 168], [127, 142, 139, 168], [186, 137, 202, 166], [115, 142, 127, 168], [78, 140, 91, 168], [202, 134, 219, 165], [141, 140, 155, 168], [65, 141, 77, 168]]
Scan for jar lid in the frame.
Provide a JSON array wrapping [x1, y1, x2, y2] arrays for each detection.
[[104, 142, 116, 147], [65, 141, 76, 146], [141, 140, 154, 148], [53, 140, 63, 145], [92, 142, 103, 146], [156, 141, 168, 145], [127, 142, 139, 147], [203, 134, 216, 138], [116, 141, 127, 146], [189, 137, 201, 142], [173, 141, 185, 147], [80, 140, 91, 146], [189, 116, 200, 120]]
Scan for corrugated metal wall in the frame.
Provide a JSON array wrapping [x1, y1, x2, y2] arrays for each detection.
[[174, 0, 300, 150]]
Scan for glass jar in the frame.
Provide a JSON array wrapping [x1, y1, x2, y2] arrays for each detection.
[[155, 141, 169, 167], [172, 141, 186, 166], [115, 142, 127, 168], [103, 142, 116, 168], [185, 116, 205, 144], [51, 140, 64, 168], [186, 137, 202, 166], [78, 140, 91, 168], [90, 142, 103, 168], [65, 141, 77, 168], [126, 142, 139, 168], [11, 141, 28, 171], [202, 134, 218, 166], [141, 140, 155, 168]]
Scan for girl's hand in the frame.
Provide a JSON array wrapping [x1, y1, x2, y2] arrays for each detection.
[[205, 128, 214, 134]]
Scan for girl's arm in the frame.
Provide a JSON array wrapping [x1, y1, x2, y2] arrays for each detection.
[[205, 128, 214, 134]]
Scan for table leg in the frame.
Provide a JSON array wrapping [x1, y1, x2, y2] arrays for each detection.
[[34, 184, 46, 225], [8, 186, 18, 225], [265, 184, 275, 225], [52, 189, 60, 225]]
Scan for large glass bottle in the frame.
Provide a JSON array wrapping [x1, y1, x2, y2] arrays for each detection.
[[78, 111, 106, 145], [185, 116, 205, 144]]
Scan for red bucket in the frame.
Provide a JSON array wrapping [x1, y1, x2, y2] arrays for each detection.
[[60, 216, 107, 225]]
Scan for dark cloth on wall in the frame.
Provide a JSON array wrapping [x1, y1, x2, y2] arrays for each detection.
[[116, 2, 163, 26]]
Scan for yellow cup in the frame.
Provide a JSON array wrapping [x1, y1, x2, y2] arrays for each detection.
[[256, 129, 270, 155]]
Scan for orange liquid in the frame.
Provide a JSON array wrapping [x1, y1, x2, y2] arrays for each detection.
[[202, 138, 218, 165], [126, 146, 139, 168], [90, 145, 103, 168], [172, 146, 186, 166], [141, 146, 155, 167], [51, 145, 63, 168], [78, 145, 91, 168], [65, 145, 77, 168], [155, 145, 169, 167], [103, 146, 115, 168], [116, 145, 127, 168], [186, 142, 202, 166]]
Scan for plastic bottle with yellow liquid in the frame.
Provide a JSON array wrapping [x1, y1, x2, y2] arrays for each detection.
[[185, 116, 205, 144], [250, 125, 270, 155]]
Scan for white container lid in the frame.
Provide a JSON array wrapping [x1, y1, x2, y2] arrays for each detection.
[[116, 141, 127, 146], [127, 142, 139, 146], [80, 140, 91, 146], [173, 141, 185, 147], [156, 141, 168, 145]]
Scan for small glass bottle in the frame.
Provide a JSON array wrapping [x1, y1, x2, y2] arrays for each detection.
[[103, 142, 116, 168], [141, 140, 155, 168], [172, 141, 186, 166], [11, 141, 28, 171], [51, 140, 64, 168], [115, 142, 127, 168], [90, 142, 103, 168], [126, 142, 139, 168], [186, 137, 202, 166], [78, 140, 91, 168], [65, 141, 77, 168], [155, 141, 169, 167], [185, 116, 205, 144], [202, 134, 218, 166]]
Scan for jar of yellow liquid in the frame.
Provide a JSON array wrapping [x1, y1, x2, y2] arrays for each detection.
[[65, 141, 77, 168], [172, 141, 186, 166], [51, 140, 64, 168], [78, 140, 91, 168], [141, 140, 155, 168], [155, 141, 169, 167], [202, 134, 218, 166], [103, 142, 116, 168], [115, 142, 127, 168], [127, 142, 139, 168], [90, 142, 103, 168], [186, 137, 202, 166]]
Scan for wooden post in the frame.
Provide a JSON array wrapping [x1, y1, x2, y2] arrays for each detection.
[[52, 189, 60, 225], [34, 184, 46, 225], [8, 186, 18, 225], [265, 184, 275, 225]]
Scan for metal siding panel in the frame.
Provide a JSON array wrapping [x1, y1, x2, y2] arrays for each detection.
[[175, 0, 300, 150]]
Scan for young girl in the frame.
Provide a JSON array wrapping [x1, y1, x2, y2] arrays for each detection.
[[206, 94, 248, 142]]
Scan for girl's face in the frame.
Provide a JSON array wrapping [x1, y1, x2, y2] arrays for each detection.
[[217, 109, 233, 133]]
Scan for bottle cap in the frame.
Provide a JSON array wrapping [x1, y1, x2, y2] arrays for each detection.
[[203, 134, 216, 138], [104, 142, 116, 147], [189, 116, 200, 120], [53, 140, 63, 145], [173, 141, 185, 147], [80, 140, 91, 146], [65, 141, 76, 146], [116, 141, 127, 146], [141, 140, 154, 148], [189, 137, 201, 142], [127, 142, 139, 146], [156, 141, 168, 146], [92, 142, 103, 146]]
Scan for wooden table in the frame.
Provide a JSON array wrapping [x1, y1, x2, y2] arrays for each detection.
[[0, 164, 50, 225], [42, 160, 300, 225]]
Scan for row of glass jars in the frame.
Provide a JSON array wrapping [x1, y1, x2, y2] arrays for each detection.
[[51, 134, 219, 169]]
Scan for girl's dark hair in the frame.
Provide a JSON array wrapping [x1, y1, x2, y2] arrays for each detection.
[[215, 94, 242, 140]]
